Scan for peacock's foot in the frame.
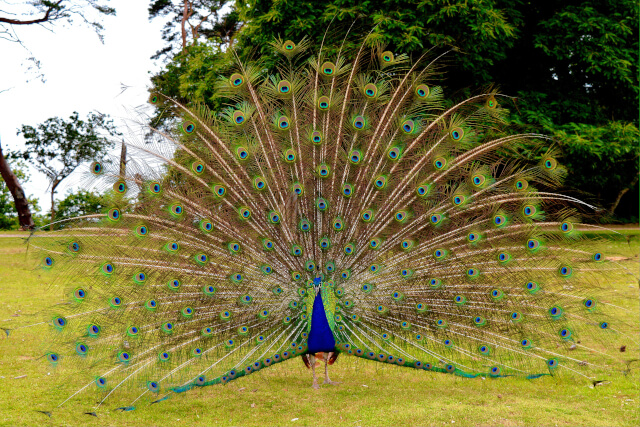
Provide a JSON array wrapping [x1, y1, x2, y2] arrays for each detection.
[[311, 382, 320, 390], [323, 380, 341, 385]]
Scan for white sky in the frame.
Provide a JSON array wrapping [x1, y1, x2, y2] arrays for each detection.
[[1, 1, 165, 212]]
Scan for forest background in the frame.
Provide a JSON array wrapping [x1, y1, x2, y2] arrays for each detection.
[[0, 0, 637, 229]]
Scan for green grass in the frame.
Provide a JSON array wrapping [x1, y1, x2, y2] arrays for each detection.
[[0, 233, 638, 426]]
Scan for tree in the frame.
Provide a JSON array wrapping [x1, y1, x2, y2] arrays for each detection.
[[148, 0, 239, 60], [550, 122, 639, 219], [0, 142, 36, 229], [150, 0, 638, 219], [0, 1, 117, 229], [0, 156, 40, 230], [17, 111, 120, 230], [147, 0, 239, 128], [54, 189, 105, 227], [498, 1, 638, 217], [233, 0, 636, 121]]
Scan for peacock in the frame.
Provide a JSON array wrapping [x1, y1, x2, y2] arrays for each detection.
[[12, 35, 637, 413]]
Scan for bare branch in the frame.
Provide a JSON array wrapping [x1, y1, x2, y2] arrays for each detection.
[[0, 1, 63, 25]]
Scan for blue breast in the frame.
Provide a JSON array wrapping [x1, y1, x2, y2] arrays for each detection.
[[307, 291, 336, 354]]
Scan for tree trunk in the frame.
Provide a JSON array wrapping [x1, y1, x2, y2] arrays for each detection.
[[50, 180, 60, 231], [609, 174, 639, 216], [119, 141, 127, 178], [0, 142, 34, 230], [181, 0, 191, 51]]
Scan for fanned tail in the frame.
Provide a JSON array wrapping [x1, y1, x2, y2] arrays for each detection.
[[17, 35, 638, 411]]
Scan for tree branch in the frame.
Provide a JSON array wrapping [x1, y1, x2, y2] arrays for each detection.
[[190, 10, 214, 42], [609, 173, 639, 216], [0, 1, 63, 26]]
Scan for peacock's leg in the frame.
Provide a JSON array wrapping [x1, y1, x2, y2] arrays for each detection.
[[323, 352, 341, 385], [310, 354, 320, 389]]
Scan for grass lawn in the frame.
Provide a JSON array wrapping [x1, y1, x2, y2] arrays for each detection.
[[0, 231, 638, 426]]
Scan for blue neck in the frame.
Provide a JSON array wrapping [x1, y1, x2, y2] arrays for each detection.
[[307, 291, 336, 354]]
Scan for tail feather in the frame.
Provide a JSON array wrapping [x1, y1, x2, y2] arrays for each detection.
[[11, 36, 638, 410]]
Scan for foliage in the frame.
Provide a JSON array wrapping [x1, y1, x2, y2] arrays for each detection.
[[53, 189, 106, 226], [0, 159, 41, 230], [17, 111, 120, 226], [511, 99, 639, 220], [17, 111, 118, 188], [551, 122, 639, 220], [148, 0, 239, 60], [149, 43, 231, 126], [234, 0, 638, 125], [147, 0, 638, 219], [235, 0, 522, 81], [147, 0, 238, 128], [529, 3, 636, 124]]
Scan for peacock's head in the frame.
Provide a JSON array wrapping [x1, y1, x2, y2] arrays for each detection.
[[313, 269, 323, 292]]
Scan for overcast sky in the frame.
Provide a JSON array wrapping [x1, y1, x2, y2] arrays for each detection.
[[1, 1, 165, 212]]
